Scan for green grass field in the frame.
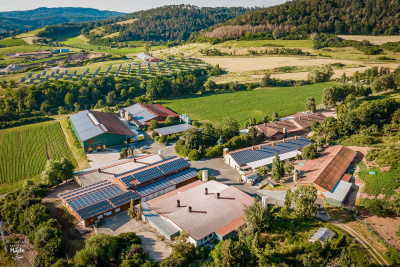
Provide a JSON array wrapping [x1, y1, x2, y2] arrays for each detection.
[[0, 121, 76, 184], [159, 82, 334, 125], [0, 38, 27, 47]]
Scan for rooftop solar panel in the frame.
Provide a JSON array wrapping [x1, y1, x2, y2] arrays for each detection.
[[155, 124, 192, 136], [230, 137, 312, 166], [135, 178, 174, 197], [167, 169, 197, 184]]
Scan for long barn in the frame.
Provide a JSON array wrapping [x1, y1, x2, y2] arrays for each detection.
[[70, 110, 136, 152]]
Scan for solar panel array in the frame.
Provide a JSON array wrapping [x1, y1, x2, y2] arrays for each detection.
[[167, 168, 197, 184], [230, 136, 312, 166], [60, 180, 142, 220], [135, 178, 174, 197], [70, 110, 106, 141], [117, 157, 189, 187], [109, 191, 140, 206], [155, 124, 192, 136]]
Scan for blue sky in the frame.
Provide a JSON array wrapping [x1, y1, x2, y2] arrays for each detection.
[[0, 0, 287, 13]]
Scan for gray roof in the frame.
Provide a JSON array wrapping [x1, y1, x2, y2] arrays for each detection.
[[142, 202, 180, 237], [124, 104, 157, 125], [147, 181, 253, 241], [310, 228, 335, 243], [155, 124, 192, 136], [70, 110, 104, 141], [325, 180, 352, 202]]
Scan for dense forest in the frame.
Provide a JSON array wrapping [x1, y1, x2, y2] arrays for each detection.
[[196, 0, 400, 40], [39, 5, 254, 43], [0, 7, 124, 34]]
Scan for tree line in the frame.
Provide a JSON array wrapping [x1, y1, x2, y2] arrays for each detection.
[[196, 0, 400, 41]]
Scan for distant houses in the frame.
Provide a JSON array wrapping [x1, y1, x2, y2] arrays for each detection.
[[254, 112, 326, 140], [137, 53, 161, 62]]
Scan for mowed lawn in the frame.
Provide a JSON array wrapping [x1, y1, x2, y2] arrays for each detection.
[[0, 121, 76, 184], [160, 82, 334, 125]]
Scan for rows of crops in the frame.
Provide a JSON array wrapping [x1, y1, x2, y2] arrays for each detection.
[[0, 121, 76, 183], [160, 82, 334, 125]]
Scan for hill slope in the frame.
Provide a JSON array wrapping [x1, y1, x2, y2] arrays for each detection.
[[82, 5, 254, 43], [198, 0, 400, 40], [0, 7, 125, 33]]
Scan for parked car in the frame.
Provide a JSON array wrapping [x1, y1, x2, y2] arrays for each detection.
[[163, 142, 170, 146]]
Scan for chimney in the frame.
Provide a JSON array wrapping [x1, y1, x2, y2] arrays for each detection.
[[282, 138, 286, 143], [188, 206, 192, 212], [202, 170, 208, 182], [271, 141, 275, 146], [262, 196, 268, 209], [259, 145, 262, 149], [205, 188, 208, 195], [293, 170, 299, 182], [177, 199, 180, 207], [264, 123, 266, 126], [251, 146, 254, 151], [299, 116, 301, 120], [98, 168, 101, 173], [307, 114, 309, 118], [133, 158, 136, 162], [283, 127, 287, 134], [216, 193, 220, 199]]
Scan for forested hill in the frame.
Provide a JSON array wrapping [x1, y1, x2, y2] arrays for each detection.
[[197, 0, 400, 40], [0, 7, 125, 33], [83, 5, 254, 44]]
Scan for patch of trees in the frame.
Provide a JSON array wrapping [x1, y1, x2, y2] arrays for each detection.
[[312, 33, 383, 55], [311, 98, 400, 145], [0, 157, 73, 266], [197, 0, 400, 40], [248, 47, 308, 56], [381, 42, 400, 53], [74, 232, 153, 266], [174, 119, 264, 160]]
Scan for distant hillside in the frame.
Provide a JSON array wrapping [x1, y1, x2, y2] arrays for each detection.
[[0, 7, 125, 33], [197, 0, 400, 40], [83, 5, 254, 44]]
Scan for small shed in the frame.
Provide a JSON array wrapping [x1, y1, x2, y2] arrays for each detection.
[[325, 180, 352, 207], [309, 228, 335, 244]]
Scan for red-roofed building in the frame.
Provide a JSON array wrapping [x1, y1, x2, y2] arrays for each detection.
[[120, 103, 179, 128]]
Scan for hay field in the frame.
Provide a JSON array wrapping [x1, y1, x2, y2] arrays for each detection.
[[115, 19, 138, 25], [338, 35, 400, 45], [159, 82, 334, 125]]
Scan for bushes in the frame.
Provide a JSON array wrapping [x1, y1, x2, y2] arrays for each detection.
[[188, 150, 201, 161], [0, 116, 52, 130], [357, 163, 400, 196]]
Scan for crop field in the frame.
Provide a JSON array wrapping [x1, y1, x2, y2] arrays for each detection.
[[0, 121, 76, 184], [159, 82, 335, 125], [337, 35, 400, 45]]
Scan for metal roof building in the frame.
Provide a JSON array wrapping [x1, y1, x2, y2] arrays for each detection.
[[145, 180, 254, 246], [309, 228, 335, 243], [60, 154, 198, 227], [154, 123, 192, 136], [224, 136, 312, 170], [70, 110, 136, 152], [120, 103, 178, 128], [299, 145, 356, 202]]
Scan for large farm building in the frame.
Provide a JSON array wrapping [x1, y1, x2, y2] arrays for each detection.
[[119, 103, 179, 128], [59, 154, 198, 226], [70, 110, 136, 152]]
